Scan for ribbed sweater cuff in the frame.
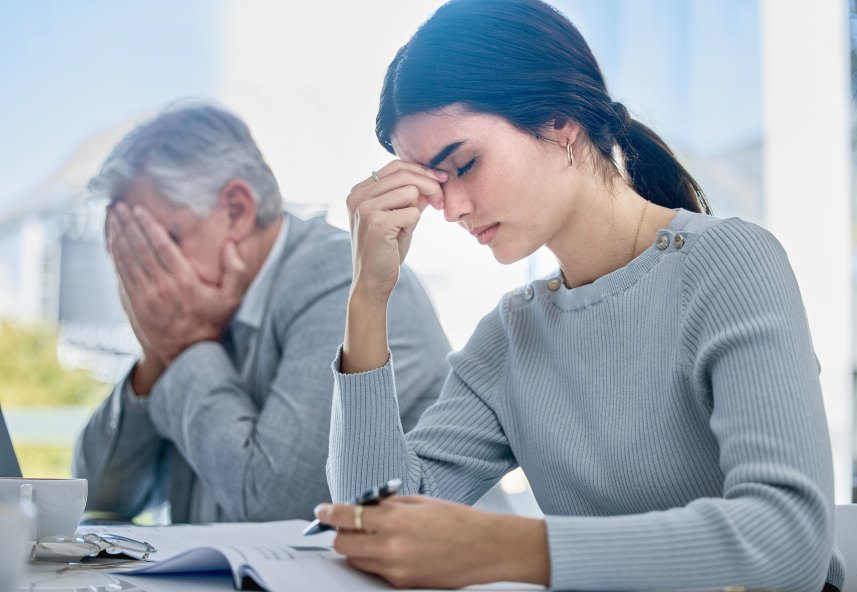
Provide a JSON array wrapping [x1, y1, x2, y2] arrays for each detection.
[[545, 510, 830, 591], [331, 345, 396, 399], [546, 513, 701, 590], [329, 347, 410, 501]]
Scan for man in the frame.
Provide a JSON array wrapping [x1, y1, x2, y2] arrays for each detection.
[[73, 102, 450, 523]]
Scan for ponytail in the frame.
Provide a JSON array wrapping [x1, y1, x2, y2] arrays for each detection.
[[611, 102, 711, 214]]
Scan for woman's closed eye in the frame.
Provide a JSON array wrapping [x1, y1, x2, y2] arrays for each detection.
[[457, 158, 476, 178]]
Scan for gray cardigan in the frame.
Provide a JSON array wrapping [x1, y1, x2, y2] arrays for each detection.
[[74, 213, 450, 523], [328, 209, 843, 591]]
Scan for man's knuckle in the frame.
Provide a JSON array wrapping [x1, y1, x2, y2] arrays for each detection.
[[153, 288, 170, 305], [155, 242, 171, 258]]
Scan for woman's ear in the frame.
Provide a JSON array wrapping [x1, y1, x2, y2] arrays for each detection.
[[218, 179, 257, 240], [549, 118, 582, 148]]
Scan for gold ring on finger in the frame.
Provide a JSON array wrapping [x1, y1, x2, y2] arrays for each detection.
[[371, 171, 380, 182], [353, 504, 364, 529]]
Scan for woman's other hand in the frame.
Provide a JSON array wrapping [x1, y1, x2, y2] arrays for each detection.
[[315, 496, 550, 589]]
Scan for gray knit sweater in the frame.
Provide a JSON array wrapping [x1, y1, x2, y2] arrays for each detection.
[[328, 209, 844, 591]]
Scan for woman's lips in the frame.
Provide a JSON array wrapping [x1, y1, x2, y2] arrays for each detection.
[[474, 223, 499, 245]]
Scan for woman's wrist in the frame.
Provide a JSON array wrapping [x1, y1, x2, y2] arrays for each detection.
[[342, 287, 392, 374], [479, 514, 550, 586], [349, 276, 395, 306]]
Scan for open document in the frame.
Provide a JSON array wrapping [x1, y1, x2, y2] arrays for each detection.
[[80, 521, 542, 592], [81, 520, 380, 591]]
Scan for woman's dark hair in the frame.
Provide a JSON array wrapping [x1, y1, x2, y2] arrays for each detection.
[[376, 0, 710, 214]]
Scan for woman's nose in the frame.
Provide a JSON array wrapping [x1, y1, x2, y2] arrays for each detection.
[[442, 186, 472, 222]]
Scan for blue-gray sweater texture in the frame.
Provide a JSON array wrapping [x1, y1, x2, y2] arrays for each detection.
[[328, 209, 843, 591]]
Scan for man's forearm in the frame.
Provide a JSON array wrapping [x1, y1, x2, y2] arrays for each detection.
[[131, 354, 166, 396], [74, 375, 164, 518]]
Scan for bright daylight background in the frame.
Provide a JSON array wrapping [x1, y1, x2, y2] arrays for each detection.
[[0, 0, 854, 517]]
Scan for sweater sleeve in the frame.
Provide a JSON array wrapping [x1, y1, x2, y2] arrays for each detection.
[[545, 219, 835, 591], [327, 306, 517, 503]]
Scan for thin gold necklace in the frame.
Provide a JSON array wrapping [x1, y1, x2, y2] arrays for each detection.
[[560, 200, 652, 289], [629, 200, 650, 263]]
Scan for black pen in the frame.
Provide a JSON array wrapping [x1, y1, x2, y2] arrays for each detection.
[[303, 478, 402, 535]]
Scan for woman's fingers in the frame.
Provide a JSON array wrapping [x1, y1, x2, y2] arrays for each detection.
[[354, 206, 422, 265], [346, 556, 388, 578], [351, 159, 447, 193], [333, 532, 389, 559], [383, 495, 424, 505], [315, 503, 387, 532], [387, 208, 422, 244], [315, 497, 427, 534], [351, 188, 423, 271], [345, 160, 446, 293], [353, 195, 423, 244], [348, 165, 446, 215], [353, 185, 422, 219]]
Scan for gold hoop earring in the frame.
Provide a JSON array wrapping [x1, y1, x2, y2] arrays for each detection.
[[567, 142, 574, 167]]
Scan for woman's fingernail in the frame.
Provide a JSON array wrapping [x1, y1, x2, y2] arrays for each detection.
[[314, 503, 330, 518], [433, 169, 448, 181]]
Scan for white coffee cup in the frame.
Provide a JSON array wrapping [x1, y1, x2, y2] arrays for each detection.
[[0, 478, 87, 539]]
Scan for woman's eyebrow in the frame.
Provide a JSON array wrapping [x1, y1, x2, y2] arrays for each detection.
[[428, 141, 465, 168]]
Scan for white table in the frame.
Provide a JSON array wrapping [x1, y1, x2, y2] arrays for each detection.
[[15, 563, 236, 591], [15, 563, 544, 592]]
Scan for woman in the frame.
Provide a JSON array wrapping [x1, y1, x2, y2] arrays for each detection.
[[315, 0, 844, 590]]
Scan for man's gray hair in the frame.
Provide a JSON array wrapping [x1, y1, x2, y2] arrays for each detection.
[[88, 101, 282, 226]]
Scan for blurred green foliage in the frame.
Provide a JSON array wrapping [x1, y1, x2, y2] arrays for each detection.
[[0, 320, 108, 408], [14, 443, 71, 478]]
